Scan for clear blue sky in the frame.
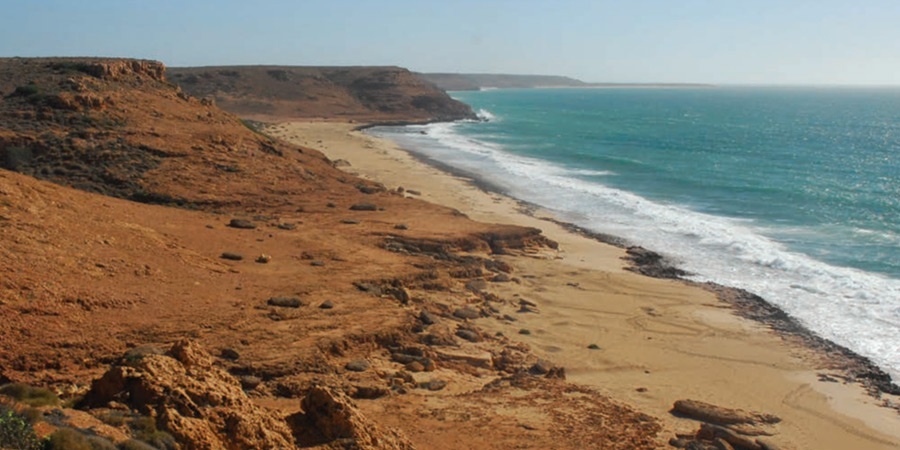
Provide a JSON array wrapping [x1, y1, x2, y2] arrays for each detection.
[[3, 0, 900, 85]]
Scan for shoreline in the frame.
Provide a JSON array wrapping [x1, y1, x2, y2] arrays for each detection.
[[264, 120, 900, 450], [364, 124, 900, 399]]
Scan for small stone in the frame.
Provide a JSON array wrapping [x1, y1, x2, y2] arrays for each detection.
[[502, 314, 517, 322], [340, 219, 360, 225], [239, 375, 262, 390], [267, 296, 303, 308], [255, 254, 272, 264], [405, 361, 425, 372], [587, 344, 601, 350], [326, 202, 336, 208], [518, 329, 531, 335], [349, 203, 378, 211], [456, 329, 481, 342], [310, 260, 325, 267], [228, 219, 256, 229], [465, 279, 488, 292], [406, 190, 421, 196], [529, 359, 553, 375], [636, 387, 648, 392], [345, 360, 370, 372], [352, 385, 388, 399], [491, 273, 511, 283], [277, 223, 297, 230], [319, 300, 334, 309], [221, 252, 243, 261], [394, 223, 409, 230], [452, 307, 481, 320], [419, 310, 438, 325], [422, 379, 447, 391], [220, 348, 240, 360]]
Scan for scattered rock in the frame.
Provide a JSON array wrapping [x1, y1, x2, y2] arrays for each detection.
[[345, 360, 370, 372], [456, 329, 481, 343], [341, 219, 360, 225], [587, 344, 601, 350], [394, 223, 409, 230], [502, 314, 518, 322], [255, 254, 272, 264], [452, 307, 481, 320], [300, 386, 415, 450], [240, 375, 262, 390], [405, 361, 425, 372], [276, 222, 297, 230], [326, 202, 336, 208], [465, 279, 488, 292], [420, 379, 447, 391], [228, 219, 256, 229], [311, 260, 325, 267], [406, 190, 421, 196], [491, 273, 511, 283], [529, 359, 553, 376], [332, 159, 351, 168], [349, 203, 378, 211], [319, 300, 335, 309], [419, 310, 438, 325], [352, 385, 389, 400], [267, 296, 303, 308], [220, 252, 244, 261], [220, 348, 240, 360], [518, 329, 532, 335], [671, 399, 781, 426]]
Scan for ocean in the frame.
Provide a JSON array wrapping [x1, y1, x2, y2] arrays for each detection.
[[368, 87, 900, 384]]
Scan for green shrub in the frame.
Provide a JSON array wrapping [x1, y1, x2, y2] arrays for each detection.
[[86, 435, 118, 450], [129, 416, 176, 450], [117, 439, 157, 450], [0, 383, 60, 407], [97, 410, 130, 427], [46, 427, 92, 450], [0, 406, 43, 450]]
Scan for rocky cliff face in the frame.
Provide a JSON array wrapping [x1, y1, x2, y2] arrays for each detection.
[[0, 57, 357, 208], [167, 66, 476, 122]]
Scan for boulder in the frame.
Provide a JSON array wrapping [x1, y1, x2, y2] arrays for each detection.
[[300, 386, 415, 450], [81, 340, 294, 450]]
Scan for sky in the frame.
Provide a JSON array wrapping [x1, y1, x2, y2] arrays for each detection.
[[2, 0, 900, 85]]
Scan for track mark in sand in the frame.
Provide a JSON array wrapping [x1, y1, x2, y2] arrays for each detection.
[[625, 315, 705, 336], [668, 348, 796, 370], [782, 383, 900, 447]]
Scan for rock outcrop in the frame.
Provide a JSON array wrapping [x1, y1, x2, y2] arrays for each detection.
[[297, 386, 415, 450], [82, 340, 295, 450]]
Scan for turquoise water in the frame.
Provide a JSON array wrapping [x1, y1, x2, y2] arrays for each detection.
[[370, 87, 900, 382]]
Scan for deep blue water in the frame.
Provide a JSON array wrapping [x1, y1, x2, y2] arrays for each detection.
[[370, 87, 900, 382]]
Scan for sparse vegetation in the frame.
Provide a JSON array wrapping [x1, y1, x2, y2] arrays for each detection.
[[0, 383, 60, 407], [129, 416, 176, 450], [45, 427, 93, 450], [0, 405, 44, 450]]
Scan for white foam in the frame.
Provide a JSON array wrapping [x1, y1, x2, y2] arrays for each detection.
[[370, 123, 900, 384], [476, 108, 497, 122]]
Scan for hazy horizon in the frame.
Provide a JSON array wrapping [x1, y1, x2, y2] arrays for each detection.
[[3, 0, 900, 86]]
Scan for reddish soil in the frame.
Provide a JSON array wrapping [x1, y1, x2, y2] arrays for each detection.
[[0, 58, 663, 449]]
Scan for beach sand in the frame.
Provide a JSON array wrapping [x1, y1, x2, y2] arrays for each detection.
[[265, 121, 900, 450]]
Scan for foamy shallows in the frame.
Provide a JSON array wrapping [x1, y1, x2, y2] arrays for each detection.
[[369, 87, 900, 383]]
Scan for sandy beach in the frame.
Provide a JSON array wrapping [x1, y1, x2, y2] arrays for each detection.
[[265, 121, 900, 450]]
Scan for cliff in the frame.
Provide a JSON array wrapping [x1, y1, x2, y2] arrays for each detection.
[[167, 65, 476, 122]]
